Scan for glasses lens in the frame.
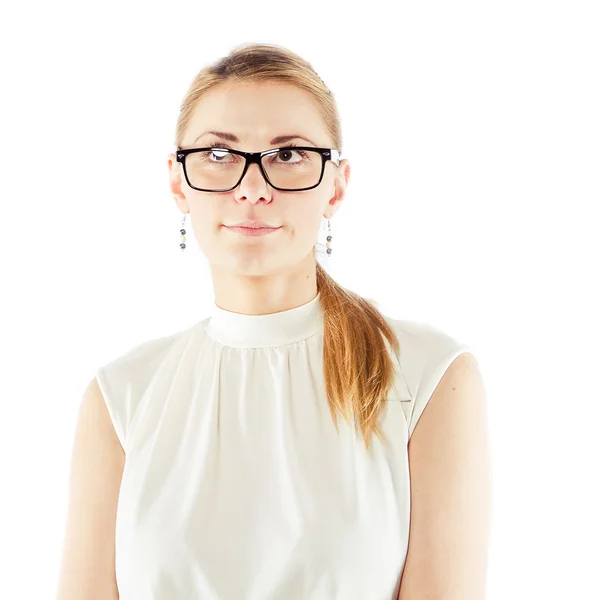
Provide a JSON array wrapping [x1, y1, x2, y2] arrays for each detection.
[[185, 148, 323, 191], [261, 148, 322, 190], [185, 149, 246, 191]]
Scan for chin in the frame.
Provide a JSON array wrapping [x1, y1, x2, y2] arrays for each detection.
[[219, 253, 276, 275]]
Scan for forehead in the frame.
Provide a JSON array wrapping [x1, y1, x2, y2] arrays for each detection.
[[183, 82, 327, 146]]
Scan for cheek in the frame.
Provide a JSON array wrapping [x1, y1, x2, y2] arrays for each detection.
[[287, 197, 326, 232], [185, 213, 221, 254], [187, 198, 222, 233], [285, 215, 325, 249]]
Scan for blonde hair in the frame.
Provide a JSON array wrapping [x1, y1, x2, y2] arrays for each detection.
[[174, 43, 401, 451]]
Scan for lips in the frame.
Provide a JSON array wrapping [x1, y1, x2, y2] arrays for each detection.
[[226, 221, 280, 229], [236, 226, 278, 229], [224, 225, 282, 237]]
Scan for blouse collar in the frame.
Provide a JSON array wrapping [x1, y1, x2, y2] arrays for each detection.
[[205, 291, 324, 348]]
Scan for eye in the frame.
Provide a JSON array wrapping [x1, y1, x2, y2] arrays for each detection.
[[271, 144, 310, 163], [203, 143, 236, 163], [210, 149, 232, 162]]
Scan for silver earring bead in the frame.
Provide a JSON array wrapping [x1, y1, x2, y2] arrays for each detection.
[[326, 218, 333, 255], [179, 212, 187, 251]]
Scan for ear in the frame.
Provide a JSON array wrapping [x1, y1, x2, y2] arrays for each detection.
[[167, 152, 190, 214], [325, 158, 351, 219]]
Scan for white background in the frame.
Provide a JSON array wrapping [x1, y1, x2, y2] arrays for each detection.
[[1, 1, 598, 598]]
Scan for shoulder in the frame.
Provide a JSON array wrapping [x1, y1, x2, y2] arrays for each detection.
[[385, 315, 469, 358], [383, 313, 473, 390], [378, 311, 475, 438], [98, 322, 197, 376], [95, 322, 199, 408], [94, 322, 200, 453]]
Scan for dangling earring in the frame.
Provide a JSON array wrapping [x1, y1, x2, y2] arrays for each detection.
[[179, 212, 187, 251], [326, 218, 333, 255]]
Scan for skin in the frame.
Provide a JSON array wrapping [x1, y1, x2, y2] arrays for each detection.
[[167, 81, 351, 316], [55, 378, 123, 599], [170, 81, 493, 596], [56, 81, 490, 599], [398, 351, 492, 599]]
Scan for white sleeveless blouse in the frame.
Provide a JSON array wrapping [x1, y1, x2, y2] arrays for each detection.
[[96, 291, 471, 599]]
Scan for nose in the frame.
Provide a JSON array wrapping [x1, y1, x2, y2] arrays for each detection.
[[235, 162, 271, 204]]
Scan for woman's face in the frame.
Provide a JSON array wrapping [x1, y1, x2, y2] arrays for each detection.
[[167, 82, 350, 278]]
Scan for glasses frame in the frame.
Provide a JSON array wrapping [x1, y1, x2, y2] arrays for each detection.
[[175, 146, 341, 192]]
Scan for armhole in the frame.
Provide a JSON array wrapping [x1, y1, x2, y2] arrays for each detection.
[[407, 344, 473, 440], [95, 365, 126, 453]]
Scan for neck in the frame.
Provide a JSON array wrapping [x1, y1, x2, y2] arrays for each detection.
[[209, 253, 318, 316]]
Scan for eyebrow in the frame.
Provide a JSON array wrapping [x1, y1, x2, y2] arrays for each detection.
[[193, 131, 318, 146]]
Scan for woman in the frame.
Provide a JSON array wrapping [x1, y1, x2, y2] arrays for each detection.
[[57, 43, 492, 600]]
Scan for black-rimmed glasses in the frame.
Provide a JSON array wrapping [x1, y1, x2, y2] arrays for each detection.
[[175, 146, 341, 192]]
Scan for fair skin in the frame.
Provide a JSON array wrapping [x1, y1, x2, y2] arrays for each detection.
[[56, 81, 491, 599], [398, 351, 492, 599], [56, 378, 123, 599], [167, 82, 492, 597], [167, 81, 351, 316]]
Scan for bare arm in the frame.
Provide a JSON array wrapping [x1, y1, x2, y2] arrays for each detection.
[[56, 377, 125, 600], [398, 352, 492, 600]]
